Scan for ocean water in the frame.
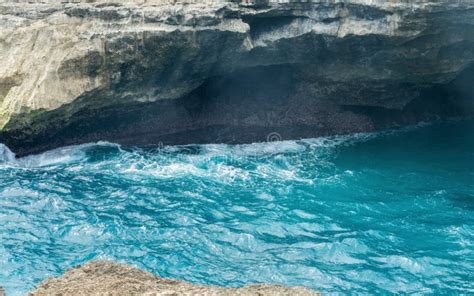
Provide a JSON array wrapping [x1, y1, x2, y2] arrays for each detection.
[[0, 120, 473, 295]]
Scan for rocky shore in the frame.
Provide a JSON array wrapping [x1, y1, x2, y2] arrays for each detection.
[[28, 261, 319, 296], [1, 0, 474, 156]]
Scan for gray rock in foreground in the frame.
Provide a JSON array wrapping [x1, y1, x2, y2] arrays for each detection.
[[1, 0, 474, 156], [29, 261, 320, 296]]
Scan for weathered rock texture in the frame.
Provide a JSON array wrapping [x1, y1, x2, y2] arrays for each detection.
[[1, 0, 473, 155], [29, 261, 320, 296]]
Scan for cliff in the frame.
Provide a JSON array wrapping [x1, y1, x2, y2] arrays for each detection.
[[1, 0, 473, 155]]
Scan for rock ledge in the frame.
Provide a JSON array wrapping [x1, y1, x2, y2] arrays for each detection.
[[1, 0, 474, 156], [29, 261, 320, 296]]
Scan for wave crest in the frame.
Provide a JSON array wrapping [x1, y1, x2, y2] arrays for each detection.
[[0, 143, 15, 163]]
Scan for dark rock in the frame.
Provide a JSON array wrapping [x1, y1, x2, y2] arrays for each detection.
[[0, 0, 473, 156]]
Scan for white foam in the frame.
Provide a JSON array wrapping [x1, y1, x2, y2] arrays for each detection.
[[5, 141, 120, 168], [0, 144, 16, 164], [1, 123, 425, 170], [234, 140, 307, 156], [19, 147, 87, 167], [256, 192, 274, 201]]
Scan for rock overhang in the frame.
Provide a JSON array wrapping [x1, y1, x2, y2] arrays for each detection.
[[0, 0, 473, 156]]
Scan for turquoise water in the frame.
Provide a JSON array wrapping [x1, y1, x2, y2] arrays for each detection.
[[0, 120, 473, 295]]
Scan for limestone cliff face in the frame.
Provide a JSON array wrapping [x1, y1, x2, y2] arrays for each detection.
[[1, 0, 473, 155]]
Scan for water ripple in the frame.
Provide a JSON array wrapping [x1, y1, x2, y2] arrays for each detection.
[[0, 121, 473, 295]]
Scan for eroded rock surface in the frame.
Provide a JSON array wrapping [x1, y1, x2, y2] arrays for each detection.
[[29, 261, 320, 296], [1, 0, 473, 155]]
